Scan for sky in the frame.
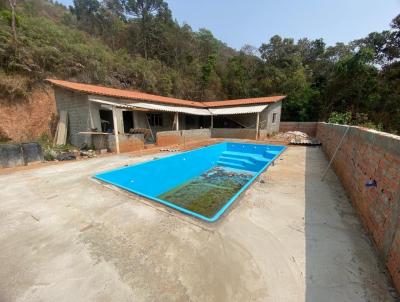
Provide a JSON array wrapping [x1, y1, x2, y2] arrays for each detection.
[[58, 0, 400, 50]]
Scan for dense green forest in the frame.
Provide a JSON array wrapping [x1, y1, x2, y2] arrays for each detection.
[[0, 0, 399, 133]]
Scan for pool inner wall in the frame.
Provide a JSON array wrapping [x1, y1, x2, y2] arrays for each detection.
[[95, 142, 285, 221]]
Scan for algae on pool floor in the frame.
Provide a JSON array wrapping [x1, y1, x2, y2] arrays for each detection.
[[158, 166, 253, 218]]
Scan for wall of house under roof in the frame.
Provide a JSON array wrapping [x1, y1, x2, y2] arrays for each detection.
[[54, 87, 93, 147], [133, 110, 177, 134], [263, 101, 282, 134], [214, 102, 281, 135]]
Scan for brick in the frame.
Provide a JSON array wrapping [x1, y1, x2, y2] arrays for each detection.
[[317, 122, 400, 294]]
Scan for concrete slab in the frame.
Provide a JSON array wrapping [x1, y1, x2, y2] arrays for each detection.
[[0, 146, 396, 301]]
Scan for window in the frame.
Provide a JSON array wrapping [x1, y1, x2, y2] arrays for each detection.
[[147, 113, 163, 127], [272, 113, 277, 124]]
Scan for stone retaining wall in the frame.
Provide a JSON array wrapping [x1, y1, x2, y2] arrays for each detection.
[[316, 123, 400, 292]]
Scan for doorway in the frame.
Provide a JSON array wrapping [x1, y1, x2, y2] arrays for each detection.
[[123, 111, 134, 133]]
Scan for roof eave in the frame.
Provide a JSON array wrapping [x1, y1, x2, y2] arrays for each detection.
[[46, 79, 286, 109]]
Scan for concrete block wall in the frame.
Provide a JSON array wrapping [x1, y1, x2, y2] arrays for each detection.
[[107, 134, 144, 152], [211, 128, 258, 140], [156, 129, 211, 147], [182, 129, 211, 143], [264, 101, 282, 134], [226, 103, 282, 135], [54, 88, 91, 147], [316, 123, 400, 292], [279, 122, 318, 136]]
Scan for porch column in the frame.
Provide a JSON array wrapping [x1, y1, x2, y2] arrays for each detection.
[[255, 112, 260, 140], [112, 107, 120, 154], [175, 112, 179, 130], [210, 115, 214, 130]]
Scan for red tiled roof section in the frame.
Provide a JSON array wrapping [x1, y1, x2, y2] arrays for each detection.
[[47, 79, 206, 108], [204, 96, 285, 107], [46, 79, 285, 108]]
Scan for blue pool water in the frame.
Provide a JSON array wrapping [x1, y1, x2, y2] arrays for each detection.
[[95, 142, 286, 222]]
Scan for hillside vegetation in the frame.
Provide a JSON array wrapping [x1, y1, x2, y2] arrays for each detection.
[[0, 0, 399, 133]]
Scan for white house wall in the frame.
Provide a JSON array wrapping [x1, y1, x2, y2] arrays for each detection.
[[264, 101, 282, 134]]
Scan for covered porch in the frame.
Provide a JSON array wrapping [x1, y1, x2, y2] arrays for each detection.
[[87, 97, 272, 153]]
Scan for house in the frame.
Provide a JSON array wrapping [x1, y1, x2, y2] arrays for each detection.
[[47, 79, 285, 152]]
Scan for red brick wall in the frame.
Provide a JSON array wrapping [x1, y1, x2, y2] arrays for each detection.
[[106, 134, 144, 152], [119, 137, 144, 152], [279, 122, 318, 136], [317, 123, 400, 293], [156, 131, 183, 147]]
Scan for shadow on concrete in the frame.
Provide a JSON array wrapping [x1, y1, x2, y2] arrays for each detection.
[[304, 146, 396, 301]]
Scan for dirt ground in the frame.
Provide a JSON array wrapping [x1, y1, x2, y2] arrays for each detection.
[[0, 146, 396, 302], [0, 86, 57, 142]]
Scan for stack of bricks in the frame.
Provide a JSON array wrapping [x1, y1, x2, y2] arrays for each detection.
[[317, 123, 400, 293]]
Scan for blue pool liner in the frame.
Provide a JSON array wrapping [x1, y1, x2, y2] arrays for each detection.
[[94, 142, 286, 222]]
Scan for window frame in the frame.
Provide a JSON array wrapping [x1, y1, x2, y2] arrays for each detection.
[[272, 112, 277, 124]]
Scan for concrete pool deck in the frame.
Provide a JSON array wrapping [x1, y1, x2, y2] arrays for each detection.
[[0, 146, 396, 301]]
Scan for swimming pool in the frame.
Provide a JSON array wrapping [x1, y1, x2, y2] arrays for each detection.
[[95, 142, 286, 222]]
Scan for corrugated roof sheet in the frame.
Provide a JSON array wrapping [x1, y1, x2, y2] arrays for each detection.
[[127, 102, 211, 115], [208, 104, 268, 115], [90, 98, 269, 116], [90, 98, 210, 115], [89, 98, 133, 109], [47, 79, 285, 108]]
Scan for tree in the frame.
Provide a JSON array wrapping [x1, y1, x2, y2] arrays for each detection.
[[0, 0, 399, 133], [8, 0, 17, 45], [125, 0, 171, 59], [97, 1, 127, 50], [71, 0, 101, 35], [223, 51, 262, 99]]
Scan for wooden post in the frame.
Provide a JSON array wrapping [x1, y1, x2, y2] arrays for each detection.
[[210, 115, 214, 130], [255, 112, 260, 140], [175, 112, 179, 130], [112, 107, 120, 154]]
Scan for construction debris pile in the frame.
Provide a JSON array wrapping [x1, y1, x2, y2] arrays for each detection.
[[275, 131, 321, 146]]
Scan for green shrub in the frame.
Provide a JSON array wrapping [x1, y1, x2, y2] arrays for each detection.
[[327, 111, 352, 125]]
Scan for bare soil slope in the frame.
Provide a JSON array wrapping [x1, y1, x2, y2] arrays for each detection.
[[0, 86, 57, 142]]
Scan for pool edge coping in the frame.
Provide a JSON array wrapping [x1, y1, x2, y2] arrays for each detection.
[[93, 141, 287, 222]]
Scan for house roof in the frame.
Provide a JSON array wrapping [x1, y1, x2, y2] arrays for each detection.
[[46, 79, 285, 109], [47, 79, 206, 108], [204, 96, 285, 108], [208, 104, 268, 115], [89, 98, 211, 116]]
